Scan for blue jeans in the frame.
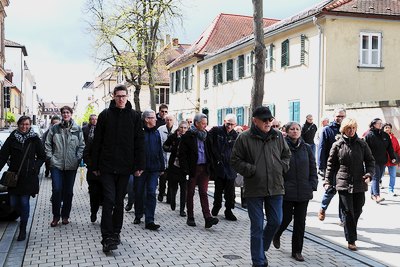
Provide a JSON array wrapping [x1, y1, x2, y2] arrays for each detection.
[[9, 194, 30, 223], [51, 168, 77, 219], [371, 164, 385, 196], [385, 166, 397, 193], [134, 171, 159, 224], [127, 175, 135, 205], [246, 195, 283, 266]]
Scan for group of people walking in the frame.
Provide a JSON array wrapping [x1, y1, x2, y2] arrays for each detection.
[[0, 83, 398, 267]]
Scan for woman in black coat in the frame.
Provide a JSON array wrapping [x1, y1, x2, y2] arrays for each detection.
[[325, 118, 375, 251], [273, 121, 318, 262], [0, 116, 46, 241]]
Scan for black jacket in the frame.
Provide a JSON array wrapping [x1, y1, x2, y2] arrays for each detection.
[[365, 129, 396, 165], [301, 122, 317, 145], [91, 100, 145, 175], [156, 113, 165, 128], [326, 134, 375, 193], [208, 126, 238, 180], [178, 130, 212, 177], [0, 131, 45, 195], [283, 138, 318, 201], [163, 131, 181, 168]]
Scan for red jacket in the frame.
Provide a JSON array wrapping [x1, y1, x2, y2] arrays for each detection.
[[386, 133, 400, 166]]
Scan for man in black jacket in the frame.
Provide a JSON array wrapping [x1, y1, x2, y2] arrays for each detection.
[[209, 114, 238, 221], [301, 114, 317, 154], [91, 84, 145, 253]]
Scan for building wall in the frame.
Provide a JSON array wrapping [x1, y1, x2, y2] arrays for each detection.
[[4, 47, 23, 90]]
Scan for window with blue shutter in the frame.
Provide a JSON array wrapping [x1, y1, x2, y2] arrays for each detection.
[[217, 109, 222, 126], [236, 107, 244, 125], [289, 101, 300, 122]]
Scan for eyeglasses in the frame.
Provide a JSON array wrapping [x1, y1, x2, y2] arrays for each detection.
[[187, 120, 192, 123], [114, 95, 127, 99], [226, 123, 236, 127], [271, 125, 280, 128], [336, 115, 345, 118], [260, 117, 274, 122], [62, 111, 71, 114], [160, 110, 168, 113]]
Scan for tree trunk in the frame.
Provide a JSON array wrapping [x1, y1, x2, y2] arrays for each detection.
[[147, 63, 157, 111], [250, 0, 266, 125], [133, 84, 141, 112]]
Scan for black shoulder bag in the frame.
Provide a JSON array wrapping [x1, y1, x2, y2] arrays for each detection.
[[0, 143, 32, 188]]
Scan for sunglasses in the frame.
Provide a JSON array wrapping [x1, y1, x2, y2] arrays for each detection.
[[271, 125, 280, 128], [259, 117, 274, 122], [226, 123, 236, 127]]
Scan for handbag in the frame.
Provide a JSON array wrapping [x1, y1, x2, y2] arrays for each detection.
[[0, 143, 31, 188]]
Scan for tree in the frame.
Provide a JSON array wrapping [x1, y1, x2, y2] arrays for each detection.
[[85, 0, 181, 111], [250, 0, 266, 125], [76, 104, 96, 126], [5, 111, 15, 126]]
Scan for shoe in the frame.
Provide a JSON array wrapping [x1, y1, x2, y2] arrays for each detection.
[[376, 196, 385, 203], [273, 236, 280, 249], [371, 195, 377, 201], [112, 234, 121, 245], [180, 211, 187, 217], [187, 217, 196, 227], [133, 218, 141, 224], [61, 218, 69, 225], [318, 209, 325, 221], [205, 217, 219, 228], [211, 206, 220, 216], [102, 238, 118, 253], [158, 194, 164, 202], [171, 202, 176, 211], [90, 213, 97, 223], [339, 221, 344, 227], [145, 222, 160, 230], [224, 209, 237, 221], [17, 222, 27, 241], [348, 242, 357, 251], [50, 218, 59, 227], [292, 253, 304, 261], [125, 203, 132, 212]]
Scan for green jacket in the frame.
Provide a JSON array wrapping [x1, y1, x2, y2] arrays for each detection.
[[45, 121, 85, 170], [230, 128, 291, 198]]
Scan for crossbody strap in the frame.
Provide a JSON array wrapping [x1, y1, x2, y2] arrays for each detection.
[[17, 142, 32, 175]]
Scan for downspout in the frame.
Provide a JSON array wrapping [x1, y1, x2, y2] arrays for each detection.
[[313, 16, 323, 125]]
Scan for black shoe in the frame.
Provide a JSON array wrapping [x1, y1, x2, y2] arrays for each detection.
[[224, 209, 237, 221], [125, 204, 132, 212], [145, 222, 160, 230], [171, 202, 176, 211], [90, 213, 97, 223], [292, 253, 304, 262], [158, 194, 164, 202], [17, 222, 27, 241], [180, 211, 187, 217], [211, 206, 220, 216], [102, 238, 118, 253], [133, 218, 141, 224], [112, 234, 121, 245], [273, 236, 280, 249], [187, 217, 196, 227], [205, 217, 219, 228]]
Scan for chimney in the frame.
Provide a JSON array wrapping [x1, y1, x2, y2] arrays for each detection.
[[172, 38, 179, 47]]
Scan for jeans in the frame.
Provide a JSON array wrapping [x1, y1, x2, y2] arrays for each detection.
[[371, 163, 385, 196], [100, 173, 129, 239], [186, 165, 211, 219], [213, 176, 235, 210], [127, 175, 135, 206], [9, 194, 30, 223], [338, 191, 365, 243], [51, 168, 77, 219], [385, 166, 397, 193], [134, 171, 159, 224], [246, 195, 283, 266]]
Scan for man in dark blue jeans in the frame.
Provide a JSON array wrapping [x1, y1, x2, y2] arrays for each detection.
[[91, 84, 145, 253], [231, 106, 291, 267]]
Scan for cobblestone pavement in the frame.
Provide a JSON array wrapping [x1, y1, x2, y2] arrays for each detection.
[[1, 172, 397, 266]]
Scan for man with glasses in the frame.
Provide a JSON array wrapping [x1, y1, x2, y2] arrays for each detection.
[[209, 114, 239, 221], [91, 84, 145, 253], [156, 103, 169, 128], [231, 106, 291, 267], [317, 108, 346, 222]]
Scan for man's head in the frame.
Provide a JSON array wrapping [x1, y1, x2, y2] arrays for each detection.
[[251, 106, 274, 133], [306, 114, 313, 124], [158, 104, 168, 119], [142, 109, 156, 128], [333, 108, 346, 124], [186, 117, 193, 126], [224, 114, 237, 133], [321, 117, 329, 127], [89, 114, 97, 126], [165, 114, 175, 128], [60, 106, 73, 122], [113, 84, 128, 109], [271, 119, 281, 130], [50, 115, 61, 126], [177, 120, 189, 135], [193, 113, 208, 131]]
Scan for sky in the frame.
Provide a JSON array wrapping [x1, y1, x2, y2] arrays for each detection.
[[5, 0, 321, 103]]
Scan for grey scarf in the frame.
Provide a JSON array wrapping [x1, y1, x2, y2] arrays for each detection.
[[190, 125, 207, 141], [14, 128, 37, 144]]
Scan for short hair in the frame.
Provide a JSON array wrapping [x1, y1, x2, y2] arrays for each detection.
[[285, 121, 301, 132], [340, 118, 358, 133], [17, 116, 32, 126], [51, 115, 61, 123], [113, 84, 128, 95], [383, 122, 392, 129], [178, 120, 189, 128], [159, 104, 168, 111], [89, 114, 97, 118], [60, 106, 73, 114], [306, 114, 313, 119], [142, 109, 155, 120], [334, 107, 346, 116], [224, 113, 237, 123], [193, 113, 207, 126], [369, 118, 382, 129], [321, 116, 329, 121], [165, 114, 175, 121]]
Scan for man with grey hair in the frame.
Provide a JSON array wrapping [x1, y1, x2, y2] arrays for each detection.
[[179, 113, 219, 228], [209, 114, 239, 221]]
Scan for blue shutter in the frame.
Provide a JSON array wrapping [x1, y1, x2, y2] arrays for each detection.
[[226, 108, 233, 114], [217, 109, 222, 126], [236, 107, 244, 125], [294, 101, 300, 122]]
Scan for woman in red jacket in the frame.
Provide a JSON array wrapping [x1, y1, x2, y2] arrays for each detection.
[[383, 123, 400, 196]]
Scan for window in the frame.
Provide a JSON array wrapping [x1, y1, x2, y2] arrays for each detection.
[[226, 59, 233, 81], [217, 109, 223, 125], [170, 73, 175, 93], [236, 107, 244, 126], [288, 100, 300, 122], [238, 55, 245, 78], [300, 34, 306, 65], [204, 69, 209, 88], [245, 52, 254, 76], [188, 66, 194, 90], [281, 39, 289, 67], [213, 63, 223, 85], [360, 32, 382, 67], [182, 67, 188, 90], [265, 44, 274, 71], [175, 70, 181, 92], [217, 63, 223, 83], [155, 87, 169, 104]]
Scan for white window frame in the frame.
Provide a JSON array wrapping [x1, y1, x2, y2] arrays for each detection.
[[359, 32, 382, 68], [265, 45, 271, 71], [245, 53, 252, 76]]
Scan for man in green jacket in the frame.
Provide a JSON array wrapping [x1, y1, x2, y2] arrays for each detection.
[[231, 106, 291, 267]]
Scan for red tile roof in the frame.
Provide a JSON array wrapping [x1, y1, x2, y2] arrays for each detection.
[[169, 13, 279, 68], [324, 0, 400, 15]]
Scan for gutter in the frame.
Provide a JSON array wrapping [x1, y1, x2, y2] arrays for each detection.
[[313, 16, 323, 125]]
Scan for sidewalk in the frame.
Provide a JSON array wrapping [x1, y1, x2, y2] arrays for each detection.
[[0, 172, 397, 267]]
